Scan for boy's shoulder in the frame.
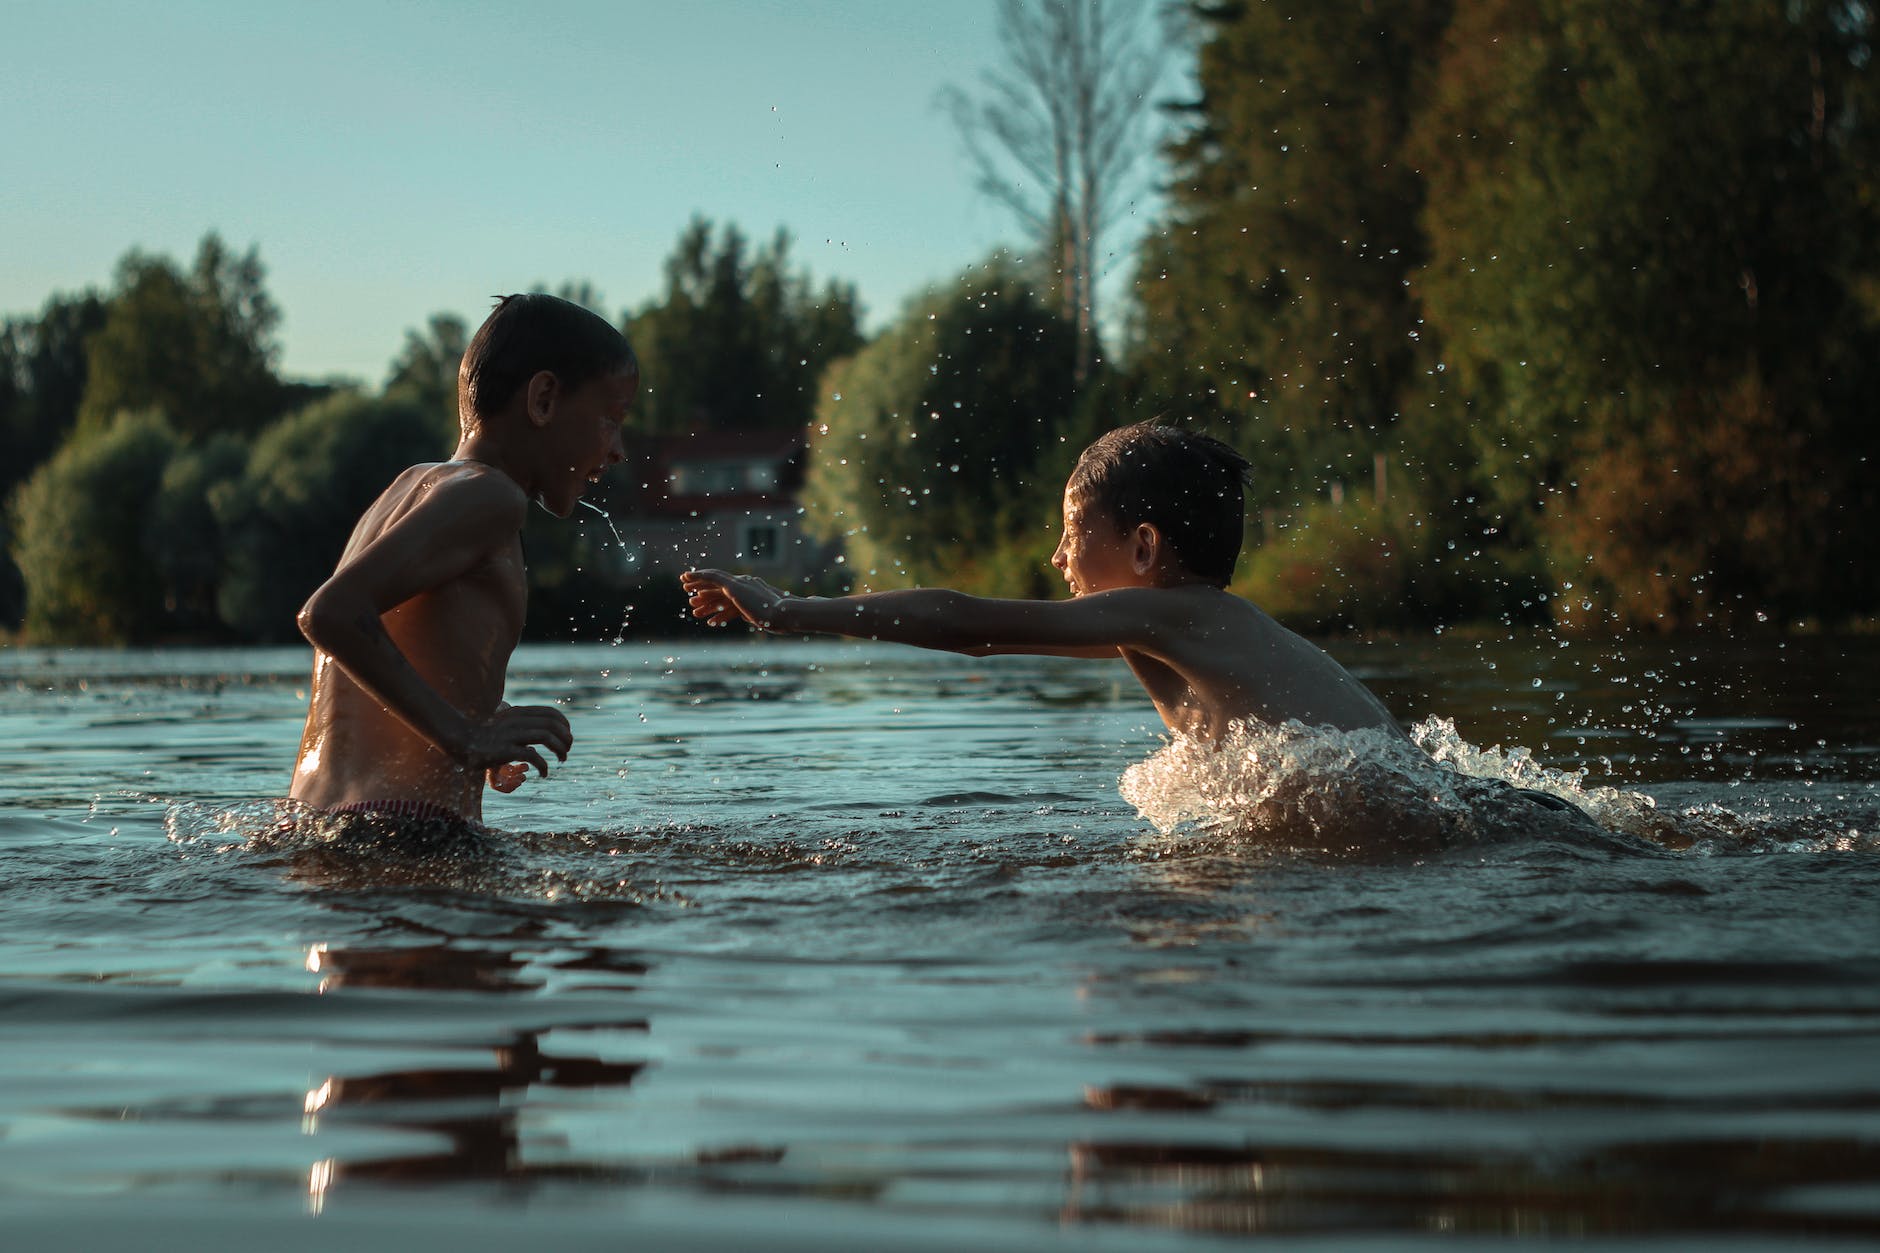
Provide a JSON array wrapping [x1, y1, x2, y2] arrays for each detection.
[[1070, 583, 1267, 647], [394, 460, 530, 522], [353, 460, 531, 554]]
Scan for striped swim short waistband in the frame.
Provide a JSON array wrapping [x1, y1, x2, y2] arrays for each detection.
[[326, 798, 469, 825]]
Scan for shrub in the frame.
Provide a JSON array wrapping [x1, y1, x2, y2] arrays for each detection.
[[8, 412, 182, 642], [216, 391, 440, 640]]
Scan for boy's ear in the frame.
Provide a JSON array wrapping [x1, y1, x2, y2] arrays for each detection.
[[525, 370, 560, 427], [1130, 522, 1161, 574]]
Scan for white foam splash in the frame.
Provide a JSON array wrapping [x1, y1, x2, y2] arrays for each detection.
[[1119, 716, 1663, 851], [1410, 716, 1664, 837]]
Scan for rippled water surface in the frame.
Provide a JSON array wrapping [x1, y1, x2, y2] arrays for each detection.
[[3, 635, 1878, 1249]]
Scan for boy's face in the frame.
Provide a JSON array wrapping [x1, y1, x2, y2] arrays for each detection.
[[1052, 489, 1139, 596], [536, 367, 637, 516]]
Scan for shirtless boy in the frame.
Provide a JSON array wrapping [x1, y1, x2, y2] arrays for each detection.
[[681, 422, 1402, 744], [289, 294, 638, 824]]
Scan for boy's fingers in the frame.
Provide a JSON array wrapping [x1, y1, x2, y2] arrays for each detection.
[[489, 707, 572, 763], [512, 704, 572, 736], [520, 747, 549, 778]]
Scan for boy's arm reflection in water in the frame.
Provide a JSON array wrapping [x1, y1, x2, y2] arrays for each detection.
[[297, 940, 779, 1205], [684, 422, 1403, 744]]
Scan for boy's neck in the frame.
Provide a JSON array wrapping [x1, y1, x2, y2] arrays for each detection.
[[1140, 565, 1218, 592], [452, 430, 534, 496]]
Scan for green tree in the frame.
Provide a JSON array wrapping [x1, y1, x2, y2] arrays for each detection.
[[77, 233, 284, 439], [8, 412, 182, 642], [147, 434, 249, 635], [385, 312, 471, 446], [215, 391, 438, 640], [627, 218, 862, 434], [0, 290, 109, 497], [1132, 0, 1451, 512], [801, 262, 1080, 591], [0, 290, 110, 625], [1408, 0, 1880, 627]]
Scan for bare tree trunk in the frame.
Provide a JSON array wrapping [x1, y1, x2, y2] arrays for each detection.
[[941, 0, 1177, 382]]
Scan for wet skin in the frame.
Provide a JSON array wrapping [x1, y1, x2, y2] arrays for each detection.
[[683, 488, 1404, 743], [290, 368, 635, 820]]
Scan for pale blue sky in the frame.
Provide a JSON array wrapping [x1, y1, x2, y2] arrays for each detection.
[[2, 0, 1177, 383]]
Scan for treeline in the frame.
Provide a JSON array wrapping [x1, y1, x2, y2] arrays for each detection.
[[807, 0, 1880, 632], [1133, 0, 1880, 631], [7, 0, 1879, 644], [0, 222, 859, 643]]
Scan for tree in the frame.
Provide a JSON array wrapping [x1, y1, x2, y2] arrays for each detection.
[[77, 233, 283, 439], [8, 412, 181, 642], [0, 290, 109, 498], [147, 434, 249, 635], [215, 391, 439, 640], [801, 262, 1080, 592], [1409, 0, 1880, 627], [942, 0, 1178, 377], [626, 218, 862, 434], [0, 290, 110, 624], [1132, 0, 1451, 512], [384, 312, 471, 446]]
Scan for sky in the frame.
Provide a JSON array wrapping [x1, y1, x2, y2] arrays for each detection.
[[1, 0, 1177, 384]]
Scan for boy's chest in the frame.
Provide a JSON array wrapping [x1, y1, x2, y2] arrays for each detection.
[[412, 539, 527, 647], [473, 539, 529, 640]]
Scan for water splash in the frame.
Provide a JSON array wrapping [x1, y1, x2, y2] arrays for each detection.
[[576, 496, 627, 546], [163, 800, 691, 903], [1411, 716, 1663, 835], [1120, 717, 1665, 855], [576, 498, 634, 646], [1119, 716, 1880, 857]]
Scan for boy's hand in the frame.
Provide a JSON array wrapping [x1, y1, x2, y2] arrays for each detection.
[[682, 569, 787, 631], [460, 704, 572, 778], [487, 761, 530, 793]]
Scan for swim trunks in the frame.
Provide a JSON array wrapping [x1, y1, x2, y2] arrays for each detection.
[[327, 798, 468, 824]]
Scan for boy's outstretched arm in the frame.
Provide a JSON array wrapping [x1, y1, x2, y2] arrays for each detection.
[[299, 474, 572, 778], [681, 569, 1135, 659]]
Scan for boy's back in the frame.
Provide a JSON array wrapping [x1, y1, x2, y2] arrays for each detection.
[[1097, 584, 1401, 740]]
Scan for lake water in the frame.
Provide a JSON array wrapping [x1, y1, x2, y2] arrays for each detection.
[[2, 634, 1877, 1249]]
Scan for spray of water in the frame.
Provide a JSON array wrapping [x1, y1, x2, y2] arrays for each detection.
[[576, 498, 635, 646], [1119, 716, 1667, 854]]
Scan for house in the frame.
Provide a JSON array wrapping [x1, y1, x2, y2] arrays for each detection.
[[595, 429, 837, 586]]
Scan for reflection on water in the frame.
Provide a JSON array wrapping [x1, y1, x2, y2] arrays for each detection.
[[2, 638, 1878, 1246], [273, 911, 1880, 1240], [301, 940, 653, 1208], [296, 933, 794, 1216]]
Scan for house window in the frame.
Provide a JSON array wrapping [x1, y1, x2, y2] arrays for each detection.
[[742, 523, 779, 562], [669, 458, 782, 497]]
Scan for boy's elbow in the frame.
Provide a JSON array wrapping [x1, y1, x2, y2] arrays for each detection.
[[296, 587, 343, 650], [930, 592, 997, 652]]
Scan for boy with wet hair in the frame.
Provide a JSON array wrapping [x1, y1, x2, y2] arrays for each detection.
[[681, 420, 1403, 743], [290, 294, 638, 824]]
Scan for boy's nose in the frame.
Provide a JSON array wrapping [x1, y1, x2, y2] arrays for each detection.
[[1050, 542, 1068, 569]]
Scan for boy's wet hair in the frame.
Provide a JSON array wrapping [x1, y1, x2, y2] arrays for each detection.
[[459, 294, 638, 425], [1067, 421, 1253, 586]]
